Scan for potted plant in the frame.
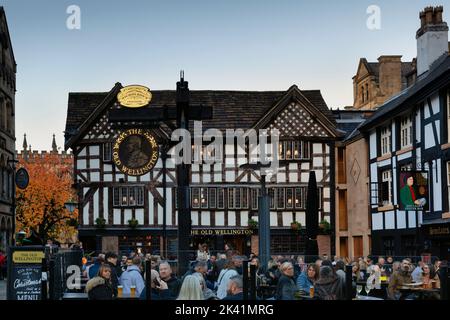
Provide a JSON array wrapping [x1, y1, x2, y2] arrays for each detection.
[[95, 217, 106, 229], [248, 218, 258, 229], [290, 221, 302, 231], [319, 219, 331, 234], [128, 218, 139, 229], [66, 218, 78, 227]]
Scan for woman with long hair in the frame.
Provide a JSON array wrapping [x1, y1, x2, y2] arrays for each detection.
[[297, 263, 320, 293], [177, 275, 204, 300], [86, 264, 114, 300]]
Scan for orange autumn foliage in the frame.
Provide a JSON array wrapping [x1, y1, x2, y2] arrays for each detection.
[[15, 153, 78, 244]]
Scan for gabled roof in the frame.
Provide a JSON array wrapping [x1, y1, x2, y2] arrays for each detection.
[[359, 55, 450, 132], [64, 84, 337, 149], [353, 58, 414, 82], [0, 7, 17, 67]]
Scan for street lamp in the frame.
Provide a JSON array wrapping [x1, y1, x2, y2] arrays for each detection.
[[64, 200, 78, 214]]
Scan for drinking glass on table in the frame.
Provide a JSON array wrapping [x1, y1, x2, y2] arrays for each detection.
[[130, 285, 136, 297], [356, 285, 363, 297], [117, 285, 123, 298], [365, 285, 371, 296]]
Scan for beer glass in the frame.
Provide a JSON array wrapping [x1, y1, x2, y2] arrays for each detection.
[[117, 285, 123, 298], [130, 285, 136, 297]]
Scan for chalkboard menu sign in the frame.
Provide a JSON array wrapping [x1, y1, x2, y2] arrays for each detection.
[[7, 246, 45, 300]]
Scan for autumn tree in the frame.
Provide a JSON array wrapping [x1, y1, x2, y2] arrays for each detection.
[[15, 152, 77, 244]]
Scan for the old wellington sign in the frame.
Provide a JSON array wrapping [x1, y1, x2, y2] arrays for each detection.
[[117, 85, 152, 108], [113, 129, 159, 176]]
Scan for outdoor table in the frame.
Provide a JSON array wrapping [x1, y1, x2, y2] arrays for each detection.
[[354, 295, 384, 300], [62, 292, 89, 300], [399, 286, 440, 300]]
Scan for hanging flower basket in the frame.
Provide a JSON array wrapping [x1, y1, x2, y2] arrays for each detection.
[[128, 218, 139, 229], [248, 219, 258, 230], [319, 219, 331, 234], [95, 217, 106, 229], [291, 221, 302, 231]]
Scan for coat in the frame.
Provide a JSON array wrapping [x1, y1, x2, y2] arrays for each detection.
[[139, 288, 172, 300], [119, 265, 145, 296], [314, 276, 344, 300], [275, 275, 297, 300], [105, 261, 119, 297], [216, 268, 239, 299], [388, 270, 412, 299], [222, 292, 244, 300], [296, 271, 314, 292], [86, 277, 114, 300], [164, 275, 182, 299]]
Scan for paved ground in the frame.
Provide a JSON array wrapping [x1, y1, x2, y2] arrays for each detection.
[[0, 280, 6, 300]]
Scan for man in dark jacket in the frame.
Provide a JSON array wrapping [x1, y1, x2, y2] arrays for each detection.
[[159, 261, 181, 298], [222, 275, 244, 300], [140, 269, 171, 300], [105, 252, 120, 298]]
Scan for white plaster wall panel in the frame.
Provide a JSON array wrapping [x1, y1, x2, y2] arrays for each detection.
[[203, 171, 211, 184], [191, 212, 199, 226], [323, 201, 330, 213], [201, 211, 211, 226], [77, 160, 87, 170], [289, 163, 297, 170], [240, 212, 248, 226], [323, 187, 330, 199], [91, 172, 100, 182], [433, 160, 442, 211], [89, 146, 100, 156], [391, 122, 396, 151], [431, 94, 440, 115], [289, 172, 298, 182], [377, 159, 391, 168], [148, 193, 154, 225], [370, 132, 377, 159], [228, 211, 236, 226], [166, 189, 173, 225], [397, 152, 412, 162], [113, 209, 121, 225], [301, 163, 310, 170], [90, 159, 100, 169], [315, 170, 323, 182], [313, 143, 322, 154], [416, 112, 421, 143], [128, 176, 137, 182], [83, 205, 89, 226], [384, 211, 395, 230], [277, 172, 286, 183], [103, 188, 109, 220], [192, 174, 200, 183], [136, 209, 144, 225], [396, 211, 406, 229], [424, 103, 430, 119], [140, 173, 150, 182], [325, 144, 330, 153], [226, 171, 235, 182], [78, 147, 86, 157], [214, 173, 222, 182], [424, 124, 434, 149], [124, 209, 132, 225], [301, 173, 309, 182], [282, 212, 293, 226], [270, 212, 278, 227], [313, 157, 323, 167], [93, 191, 99, 222], [372, 213, 383, 230], [297, 212, 306, 226], [216, 212, 225, 226], [104, 174, 112, 182], [408, 211, 417, 228], [104, 164, 112, 171]]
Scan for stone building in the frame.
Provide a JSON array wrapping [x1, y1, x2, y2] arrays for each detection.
[[0, 7, 16, 251]]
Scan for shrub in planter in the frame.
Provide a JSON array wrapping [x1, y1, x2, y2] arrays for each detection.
[[248, 218, 258, 229], [319, 219, 331, 234], [128, 218, 139, 229], [290, 221, 302, 231], [95, 217, 106, 229]]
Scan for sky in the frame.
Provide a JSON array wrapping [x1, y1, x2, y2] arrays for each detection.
[[1, 0, 449, 151]]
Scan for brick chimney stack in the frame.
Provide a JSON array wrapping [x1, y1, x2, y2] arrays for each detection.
[[416, 6, 449, 76]]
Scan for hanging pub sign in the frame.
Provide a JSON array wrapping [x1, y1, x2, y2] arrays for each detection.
[[7, 246, 45, 300], [113, 128, 159, 176], [398, 171, 429, 211], [117, 85, 152, 108], [15, 168, 29, 189]]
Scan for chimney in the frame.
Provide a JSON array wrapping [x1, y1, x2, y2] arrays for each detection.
[[378, 55, 403, 99], [416, 6, 449, 76]]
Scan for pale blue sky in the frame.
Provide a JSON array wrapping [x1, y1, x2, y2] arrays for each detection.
[[1, 0, 448, 150]]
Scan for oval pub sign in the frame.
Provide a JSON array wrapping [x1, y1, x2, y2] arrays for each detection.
[[113, 129, 159, 176], [117, 85, 152, 108], [15, 168, 29, 189]]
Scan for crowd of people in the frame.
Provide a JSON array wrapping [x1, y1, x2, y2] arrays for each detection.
[[80, 243, 447, 300]]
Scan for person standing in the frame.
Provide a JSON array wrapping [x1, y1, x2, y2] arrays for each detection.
[[222, 275, 244, 300], [105, 252, 120, 297], [158, 261, 181, 299], [86, 264, 114, 300], [120, 256, 145, 297], [275, 262, 297, 300], [314, 266, 344, 300], [177, 275, 204, 300], [216, 259, 239, 299]]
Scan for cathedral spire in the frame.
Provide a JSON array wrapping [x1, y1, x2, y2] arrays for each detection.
[[22, 133, 28, 151], [52, 134, 57, 153]]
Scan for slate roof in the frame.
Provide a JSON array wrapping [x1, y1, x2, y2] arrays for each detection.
[[65, 87, 336, 147], [359, 54, 450, 131]]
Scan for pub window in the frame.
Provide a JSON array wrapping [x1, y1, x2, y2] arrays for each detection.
[[103, 142, 112, 162], [234, 188, 241, 209], [269, 188, 275, 209], [402, 236, 416, 257], [279, 142, 285, 160], [200, 188, 208, 208], [251, 188, 260, 210], [113, 188, 120, 206], [136, 187, 144, 206], [120, 187, 128, 206], [380, 125, 391, 155], [277, 188, 285, 209], [382, 237, 395, 257], [295, 187, 305, 209], [217, 188, 225, 209], [129, 187, 136, 206], [400, 163, 413, 171], [242, 188, 249, 209], [228, 188, 235, 209], [380, 170, 392, 206], [209, 188, 217, 209], [192, 187, 200, 208], [285, 141, 293, 160], [278, 141, 310, 160], [286, 188, 294, 209], [293, 141, 301, 159], [400, 114, 413, 149]]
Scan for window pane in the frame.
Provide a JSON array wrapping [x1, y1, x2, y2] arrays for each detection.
[[209, 188, 217, 208], [103, 143, 112, 162], [129, 187, 136, 206], [277, 188, 285, 209], [242, 188, 248, 209], [201, 188, 208, 208], [293, 141, 301, 160], [269, 188, 275, 209], [235, 188, 241, 209], [228, 188, 235, 209], [136, 187, 144, 206], [285, 141, 293, 160], [217, 188, 225, 209], [192, 187, 200, 208], [121, 187, 128, 206], [286, 188, 294, 209], [113, 188, 120, 206]]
